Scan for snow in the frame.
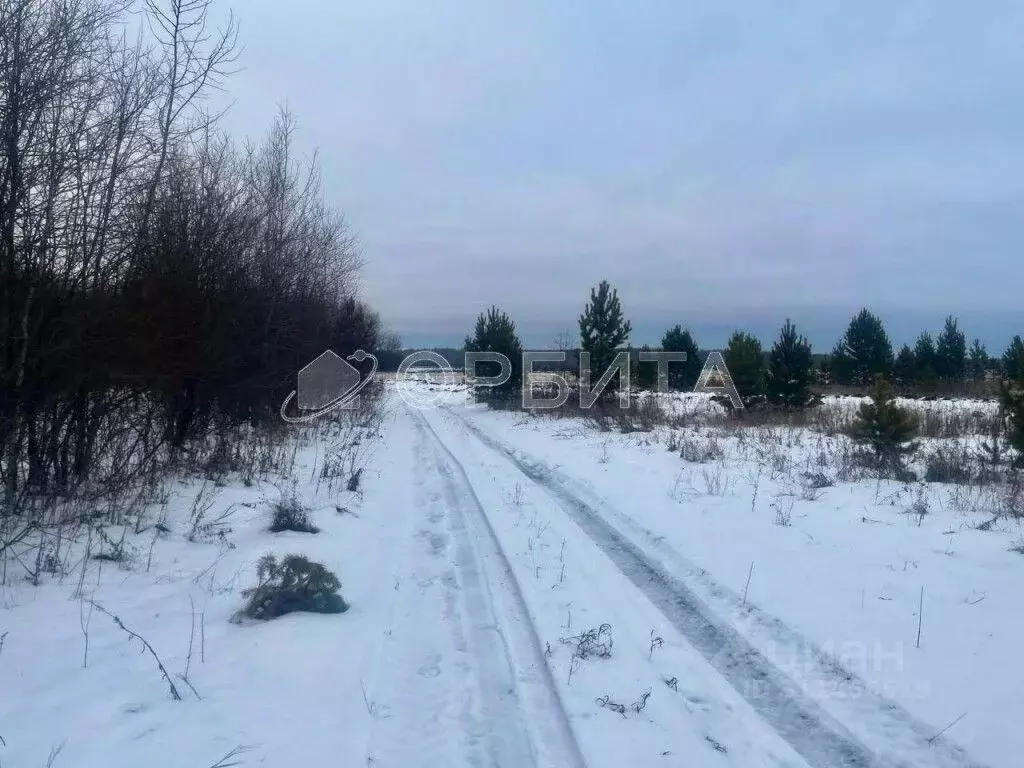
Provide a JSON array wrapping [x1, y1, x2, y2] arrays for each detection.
[[1, 385, 1018, 767], [434, 392, 1018, 768]]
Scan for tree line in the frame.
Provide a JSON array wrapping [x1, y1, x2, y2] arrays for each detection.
[[466, 283, 1023, 401], [464, 282, 1024, 457], [0, 0, 380, 507]]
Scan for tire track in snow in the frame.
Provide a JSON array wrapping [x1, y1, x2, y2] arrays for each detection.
[[411, 409, 588, 768], [439, 406, 986, 768], [361, 411, 478, 768]]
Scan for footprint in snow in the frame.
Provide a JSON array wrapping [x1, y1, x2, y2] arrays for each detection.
[[417, 653, 442, 678]]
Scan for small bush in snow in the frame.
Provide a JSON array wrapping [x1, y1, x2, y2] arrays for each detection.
[[562, 623, 614, 660], [346, 467, 363, 493], [924, 445, 975, 485], [803, 471, 834, 489], [270, 489, 319, 534], [850, 376, 919, 478], [92, 526, 139, 569], [1001, 379, 1024, 465], [1003, 472, 1024, 520], [772, 499, 794, 527], [678, 434, 725, 464], [237, 554, 348, 621], [628, 396, 664, 432], [905, 486, 930, 523]]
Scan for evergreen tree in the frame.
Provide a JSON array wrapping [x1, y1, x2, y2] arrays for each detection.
[[1003, 335, 1024, 381], [893, 345, 916, 388], [851, 375, 920, 475], [724, 331, 765, 407], [816, 355, 833, 386], [830, 309, 894, 386], [913, 332, 937, 384], [1001, 380, 1024, 463], [463, 306, 523, 403], [766, 319, 816, 408], [968, 338, 989, 381], [935, 315, 967, 381], [660, 324, 702, 390], [578, 280, 632, 389], [635, 344, 656, 389]]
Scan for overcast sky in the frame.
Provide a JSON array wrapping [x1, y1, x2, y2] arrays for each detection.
[[216, 0, 1023, 350]]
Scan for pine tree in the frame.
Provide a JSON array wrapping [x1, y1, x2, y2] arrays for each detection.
[[578, 281, 632, 389], [464, 306, 523, 403], [724, 331, 765, 407], [935, 315, 967, 381], [1003, 336, 1024, 464], [893, 345, 916, 388], [851, 375, 920, 475], [968, 338, 989, 381], [766, 319, 816, 408], [635, 344, 656, 389], [830, 309, 894, 386], [660, 325, 702, 390], [913, 331, 937, 384], [1001, 380, 1024, 464], [1003, 335, 1024, 381], [816, 355, 833, 386]]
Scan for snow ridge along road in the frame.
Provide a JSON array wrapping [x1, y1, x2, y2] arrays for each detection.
[[430, 405, 986, 768], [375, 409, 587, 768]]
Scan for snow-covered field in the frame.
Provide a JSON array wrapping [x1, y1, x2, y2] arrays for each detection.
[[2, 384, 1020, 767]]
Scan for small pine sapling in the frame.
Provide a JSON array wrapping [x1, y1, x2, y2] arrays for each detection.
[[851, 375, 920, 478]]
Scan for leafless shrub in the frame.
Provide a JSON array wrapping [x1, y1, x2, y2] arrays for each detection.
[[803, 471, 834, 489], [678, 434, 725, 464], [187, 482, 224, 543], [92, 525, 139, 569], [631, 396, 665, 432], [772, 498, 794, 527], [561, 623, 613, 660], [924, 444, 983, 485], [835, 445, 878, 483], [269, 487, 319, 534], [666, 431, 680, 452], [905, 486, 930, 524], [316, 395, 385, 496], [1002, 472, 1024, 520], [701, 465, 730, 496]]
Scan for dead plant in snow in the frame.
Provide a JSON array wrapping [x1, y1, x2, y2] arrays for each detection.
[[562, 623, 613, 660]]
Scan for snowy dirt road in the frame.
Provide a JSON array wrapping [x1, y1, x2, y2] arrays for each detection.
[[399, 399, 989, 768], [0, 393, 998, 768], [361, 410, 585, 768]]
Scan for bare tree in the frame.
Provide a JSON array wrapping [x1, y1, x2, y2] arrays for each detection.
[[140, 0, 239, 234]]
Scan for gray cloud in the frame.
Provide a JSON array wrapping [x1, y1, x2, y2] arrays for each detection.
[[217, 0, 1024, 349]]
